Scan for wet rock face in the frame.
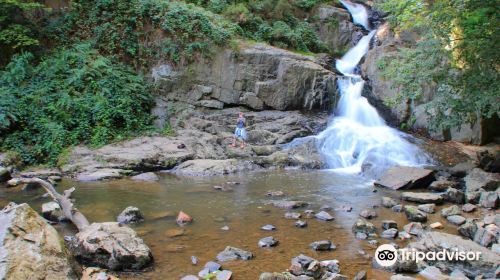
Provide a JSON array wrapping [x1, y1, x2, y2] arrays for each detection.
[[0, 203, 77, 280], [66, 222, 153, 271]]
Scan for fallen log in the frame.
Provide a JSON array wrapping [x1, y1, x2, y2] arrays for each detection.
[[18, 178, 90, 231]]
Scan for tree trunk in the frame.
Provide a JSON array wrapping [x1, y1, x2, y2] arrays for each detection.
[[19, 178, 90, 231]]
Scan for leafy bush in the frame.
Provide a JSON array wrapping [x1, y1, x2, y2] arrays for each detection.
[[0, 44, 154, 165], [54, 0, 240, 66], [376, 0, 500, 132]]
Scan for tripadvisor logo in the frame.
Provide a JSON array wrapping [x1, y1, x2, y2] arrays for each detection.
[[374, 244, 482, 267]]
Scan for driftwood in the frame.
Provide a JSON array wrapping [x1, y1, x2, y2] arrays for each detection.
[[19, 178, 90, 231]]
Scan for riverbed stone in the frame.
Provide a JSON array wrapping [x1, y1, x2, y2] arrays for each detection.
[[117, 206, 144, 224], [76, 168, 125, 182], [204, 261, 221, 272], [295, 220, 307, 228], [285, 212, 302, 219], [479, 191, 499, 208], [447, 215, 466, 226], [266, 190, 285, 197], [0, 202, 78, 279], [403, 222, 424, 236], [401, 192, 443, 204], [352, 219, 377, 234], [403, 206, 427, 222], [66, 222, 153, 270], [473, 226, 497, 247], [181, 275, 199, 280], [375, 166, 434, 190], [462, 203, 477, 213], [443, 187, 465, 204], [428, 180, 457, 192], [81, 267, 119, 280], [390, 275, 416, 280], [262, 224, 276, 231], [6, 177, 21, 187], [381, 228, 398, 239], [381, 196, 397, 208], [408, 231, 500, 278], [41, 201, 65, 222], [417, 203, 435, 214], [359, 209, 377, 219], [353, 270, 367, 280], [309, 240, 335, 251], [272, 200, 308, 209], [315, 211, 335, 221], [216, 246, 254, 262], [458, 219, 478, 239], [259, 236, 279, 247], [392, 204, 403, 212], [429, 222, 443, 229], [177, 211, 193, 226], [131, 172, 159, 181], [464, 168, 500, 203], [0, 166, 11, 182], [174, 159, 260, 176], [381, 220, 398, 230], [440, 205, 461, 217]]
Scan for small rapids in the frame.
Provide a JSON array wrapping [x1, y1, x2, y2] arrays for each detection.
[[316, 0, 430, 176]]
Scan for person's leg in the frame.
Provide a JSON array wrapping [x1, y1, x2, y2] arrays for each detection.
[[240, 140, 245, 149], [231, 136, 236, 147]]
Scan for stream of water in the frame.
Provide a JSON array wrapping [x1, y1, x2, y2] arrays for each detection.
[[317, 1, 429, 176]]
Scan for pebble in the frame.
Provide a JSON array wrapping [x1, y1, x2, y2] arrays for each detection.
[[261, 224, 276, 231], [295, 220, 307, 228], [284, 212, 301, 219], [221, 225, 230, 231], [310, 240, 335, 251], [191, 256, 198, 265], [429, 222, 443, 229], [315, 211, 334, 221], [258, 236, 279, 247]]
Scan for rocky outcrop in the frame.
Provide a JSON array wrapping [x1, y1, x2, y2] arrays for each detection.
[[407, 231, 500, 278], [152, 43, 336, 117], [0, 203, 77, 280], [314, 5, 359, 53], [61, 109, 328, 179], [361, 23, 499, 144], [66, 222, 153, 270]]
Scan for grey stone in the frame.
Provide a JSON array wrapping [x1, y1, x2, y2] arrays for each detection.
[[403, 222, 424, 236], [479, 191, 499, 208], [216, 246, 253, 262], [447, 215, 466, 226], [258, 236, 279, 248], [473, 226, 497, 247], [392, 204, 403, 212], [204, 261, 221, 273], [272, 200, 308, 209], [401, 192, 443, 204], [216, 270, 232, 280], [417, 203, 435, 214], [284, 212, 301, 219], [381, 196, 397, 208], [131, 172, 159, 181], [352, 219, 377, 234], [309, 240, 335, 251], [441, 205, 461, 217], [359, 209, 377, 219], [429, 180, 457, 192], [41, 201, 65, 222], [295, 220, 307, 228], [0, 166, 11, 182], [315, 211, 335, 221], [353, 271, 367, 280], [381, 220, 398, 230], [403, 205, 427, 222], [375, 167, 435, 190], [261, 224, 276, 231], [462, 203, 477, 213], [117, 206, 144, 224], [458, 219, 478, 239], [443, 187, 465, 204], [381, 228, 398, 239]]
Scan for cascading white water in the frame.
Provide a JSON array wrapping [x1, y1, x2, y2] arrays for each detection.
[[316, 1, 429, 176], [339, 0, 370, 30]]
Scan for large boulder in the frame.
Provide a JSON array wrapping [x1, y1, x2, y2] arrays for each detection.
[[401, 192, 443, 204], [407, 231, 500, 278], [0, 203, 77, 279], [464, 168, 500, 203], [314, 5, 358, 52], [66, 222, 153, 270], [0, 166, 11, 182], [375, 166, 434, 190]]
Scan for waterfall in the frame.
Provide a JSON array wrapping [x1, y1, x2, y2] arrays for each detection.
[[316, 1, 429, 176], [339, 0, 370, 30]]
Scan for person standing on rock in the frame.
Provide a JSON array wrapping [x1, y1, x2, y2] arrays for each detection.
[[231, 112, 247, 149]]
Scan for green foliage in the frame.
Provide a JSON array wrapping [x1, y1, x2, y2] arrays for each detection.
[[0, 0, 44, 64], [0, 44, 154, 165], [53, 0, 240, 66], [376, 0, 500, 131]]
